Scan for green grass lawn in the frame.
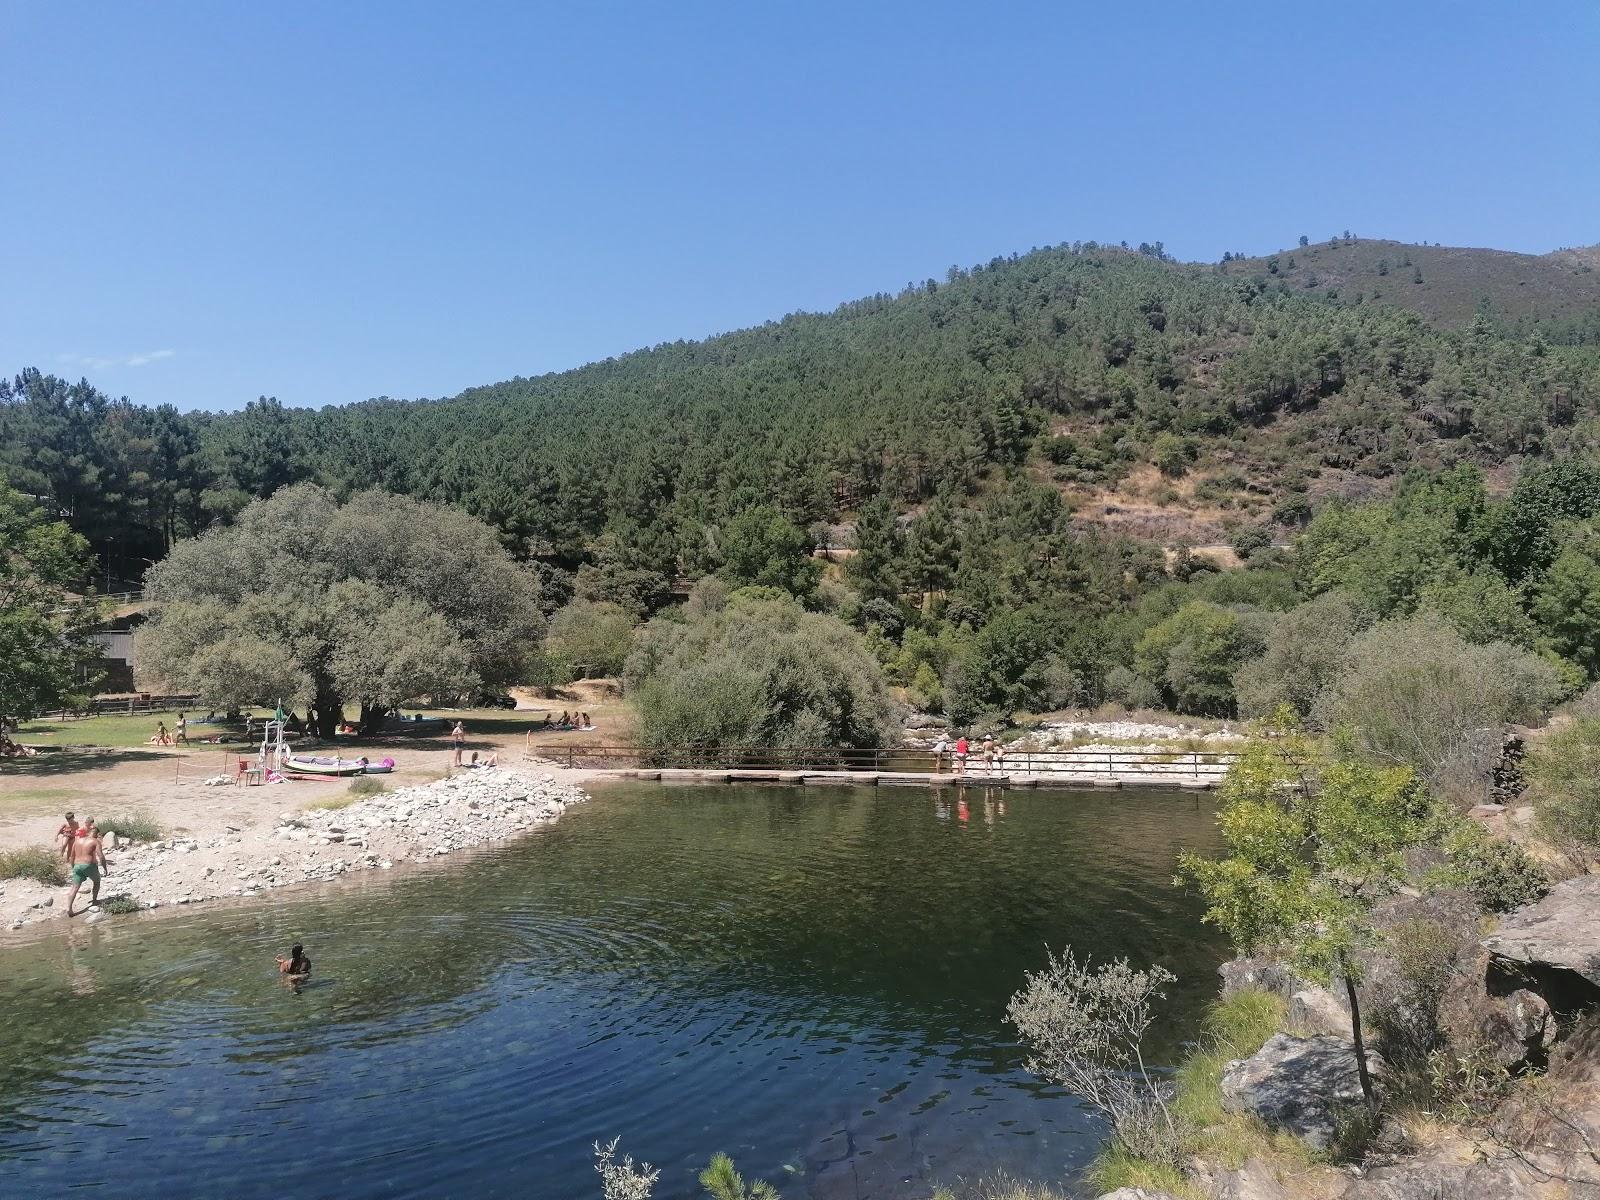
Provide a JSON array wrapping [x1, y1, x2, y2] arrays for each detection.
[[14, 710, 202, 751]]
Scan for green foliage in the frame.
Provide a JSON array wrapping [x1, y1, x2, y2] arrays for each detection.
[[0, 485, 105, 727], [1133, 601, 1264, 715], [1315, 615, 1565, 790], [544, 600, 636, 679], [1181, 725, 1436, 1107], [628, 598, 898, 750], [96, 812, 164, 842], [1181, 732, 1433, 985], [1436, 822, 1547, 912], [99, 894, 142, 915], [1533, 529, 1600, 676], [698, 1153, 778, 1200], [0, 846, 67, 886], [346, 777, 386, 797], [1234, 591, 1367, 719], [846, 495, 902, 602], [136, 485, 543, 735], [717, 505, 820, 599], [1527, 717, 1600, 862]]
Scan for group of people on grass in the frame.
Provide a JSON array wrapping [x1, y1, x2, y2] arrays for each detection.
[[930, 733, 1006, 775]]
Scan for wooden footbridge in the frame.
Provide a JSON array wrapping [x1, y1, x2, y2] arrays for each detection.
[[548, 744, 1238, 791]]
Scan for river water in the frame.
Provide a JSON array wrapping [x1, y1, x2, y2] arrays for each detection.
[[0, 784, 1224, 1199]]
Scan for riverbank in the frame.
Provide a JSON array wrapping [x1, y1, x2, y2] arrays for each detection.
[[1, 766, 594, 936]]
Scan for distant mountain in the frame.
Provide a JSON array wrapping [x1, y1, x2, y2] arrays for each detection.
[[7, 237, 1600, 572], [1219, 237, 1600, 329]]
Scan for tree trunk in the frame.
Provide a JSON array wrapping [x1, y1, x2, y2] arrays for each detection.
[[357, 702, 392, 735], [1340, 957, 1378, 1110], [312, 692, 342, 740]]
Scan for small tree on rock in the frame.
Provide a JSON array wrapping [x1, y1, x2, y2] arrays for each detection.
[[1180, 717, 1435, 1109]]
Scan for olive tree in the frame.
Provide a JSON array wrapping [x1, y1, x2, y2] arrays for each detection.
[[544, 600, 636, 680], [137, 485, 543, 735]]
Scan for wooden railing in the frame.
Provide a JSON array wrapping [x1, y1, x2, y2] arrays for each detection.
[[552, 743, 1240, 779]]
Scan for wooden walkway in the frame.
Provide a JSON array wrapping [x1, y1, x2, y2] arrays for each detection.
[[589, 767, 1217, 791]]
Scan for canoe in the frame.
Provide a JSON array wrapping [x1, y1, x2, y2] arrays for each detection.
[[284, 754, 366, 776]]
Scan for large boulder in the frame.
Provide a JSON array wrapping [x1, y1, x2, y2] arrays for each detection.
[[1220, 1033, 1383, 1149], [1484, 874, 1600, 1013], [1219, 955, 1302, 999], [1286, 986, 1351, 1038]]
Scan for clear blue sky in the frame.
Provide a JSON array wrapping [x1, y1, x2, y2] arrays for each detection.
[[3, 1, 1596, 412]]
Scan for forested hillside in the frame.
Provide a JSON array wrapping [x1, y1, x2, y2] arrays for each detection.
[[7, 240, 1600, 586]]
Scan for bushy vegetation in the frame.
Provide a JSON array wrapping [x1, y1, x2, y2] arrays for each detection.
[[346, 777, 386, 797], [96, 812, 164, 842], [0, 846, 67, 886], [627, 597, 899, 751], [1526, 717, 1600, 868], [136, 485, 544, 736]]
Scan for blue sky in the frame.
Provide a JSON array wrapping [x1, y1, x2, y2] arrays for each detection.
[[3, 1, 1596, 412]]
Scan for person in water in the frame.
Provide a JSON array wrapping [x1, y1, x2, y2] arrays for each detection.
[[276, 943, 312, 982], [66, 822, 109, 916]]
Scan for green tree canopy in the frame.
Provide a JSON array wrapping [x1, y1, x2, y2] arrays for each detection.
[[0, 485, 104, 729], [626, 597, 898, 751], [136, 484, 543, 735]]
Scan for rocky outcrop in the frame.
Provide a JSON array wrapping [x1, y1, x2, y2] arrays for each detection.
[[1220, 1033, 1383, 1149], [1485, 874, 1600, 1013], [1286, 986, 1352, 1039], [1220, 955, 1303, 1000]]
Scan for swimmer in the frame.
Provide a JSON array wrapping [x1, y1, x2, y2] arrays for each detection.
[[276, 943, 312, 983]]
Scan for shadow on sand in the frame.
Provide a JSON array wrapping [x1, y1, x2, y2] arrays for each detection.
[[0, 748, 169, 778]]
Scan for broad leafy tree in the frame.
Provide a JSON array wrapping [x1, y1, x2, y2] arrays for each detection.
[[0, 486, 105, 729], [136, 485, 543, 735]]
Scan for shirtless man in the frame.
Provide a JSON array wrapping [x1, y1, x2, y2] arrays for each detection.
[[66, 822, 109, 916]]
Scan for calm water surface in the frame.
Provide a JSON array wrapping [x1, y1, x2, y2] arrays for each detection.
[[0, 784, 1224, 1199]]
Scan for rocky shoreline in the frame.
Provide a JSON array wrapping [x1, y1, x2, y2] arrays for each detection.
[[5, 768, 587, 932]]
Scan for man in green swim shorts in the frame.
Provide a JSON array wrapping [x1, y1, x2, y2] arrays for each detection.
[[66, 822, 109, 917]]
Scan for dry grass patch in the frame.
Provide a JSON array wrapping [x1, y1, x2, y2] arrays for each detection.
[[0, 846, 67, 886]]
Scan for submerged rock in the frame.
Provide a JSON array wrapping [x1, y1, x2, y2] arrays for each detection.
[[1220, 1033, 1383, 1149]]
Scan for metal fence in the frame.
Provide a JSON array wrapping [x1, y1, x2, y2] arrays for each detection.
[[555, 743, 1240, 780]]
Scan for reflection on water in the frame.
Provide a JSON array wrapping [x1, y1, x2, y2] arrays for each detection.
[[0, 785, 1224, 1199]]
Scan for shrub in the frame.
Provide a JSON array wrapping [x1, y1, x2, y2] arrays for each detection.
[[97, 812, 164, 842], [934, 1174, 1075, 1200], [0, 846, 67, 886], [1315, 615, 1566, 795], [347, 776, 386, 797], [1227, 523, 1272, 560], [628, 598, 898, 751], [544, 600, 636, 679], [1007, 948, 1185, 1169], [1527, 717, 1600, 865], [1437, 822, 1548, 912], [593, 1138, 656, 1200], [1233, 591, 1366, 720], [100, 894, 142, 915]]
